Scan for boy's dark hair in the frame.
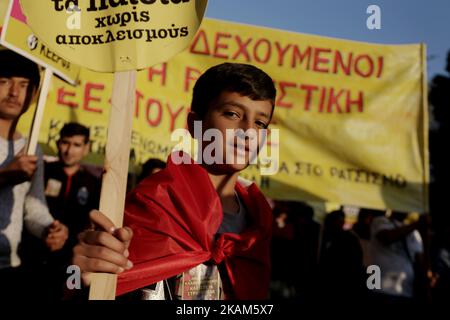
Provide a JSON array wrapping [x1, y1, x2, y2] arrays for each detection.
[[0, 50, 41, 113], [59, 122, 90, 144], [191, 63, 276, 119], [0, 50, 41, 89]]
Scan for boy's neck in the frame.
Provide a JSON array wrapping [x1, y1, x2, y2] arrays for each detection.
[[207, 171, 239, 198], [208, 172, 241, 213], [63, 163, 81, 176]]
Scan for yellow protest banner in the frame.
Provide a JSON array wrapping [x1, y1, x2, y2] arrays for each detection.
[[0, 0, 80, 84], [20, 0, 208, 72], [17, 18, 428, 213]]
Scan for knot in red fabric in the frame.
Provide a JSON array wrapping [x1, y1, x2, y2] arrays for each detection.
[[210, 237, 233, 264]]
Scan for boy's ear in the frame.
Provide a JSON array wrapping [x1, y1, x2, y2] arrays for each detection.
[[187, 111, 200, 137], [56, 139, 61, 149]]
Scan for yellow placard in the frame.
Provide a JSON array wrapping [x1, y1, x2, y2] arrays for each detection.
[[17, 18, 428, 212], [0, 0, 80, 84], [20, 0, 208, 72]]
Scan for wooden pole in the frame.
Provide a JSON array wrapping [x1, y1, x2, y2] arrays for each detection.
[[25, 68, 52, 155], [89, 70, 137, 300]]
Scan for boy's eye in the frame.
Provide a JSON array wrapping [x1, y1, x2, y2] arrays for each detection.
[[0, 78, 11, 85], [255, 121, 268, 129], [0, 79, 29, 89], [224, 111, 240, 119]]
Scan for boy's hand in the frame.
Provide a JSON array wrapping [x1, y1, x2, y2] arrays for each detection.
[[9, 150, 37, 178], [45, 220, 69, 251], [0, 149, 37, 185], [72, 210, 133, 286]]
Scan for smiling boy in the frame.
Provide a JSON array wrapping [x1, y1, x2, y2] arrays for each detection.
[[73, 62, 277, 300]]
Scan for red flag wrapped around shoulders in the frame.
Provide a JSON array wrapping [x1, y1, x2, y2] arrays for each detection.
[[116, 153, 272, 299]]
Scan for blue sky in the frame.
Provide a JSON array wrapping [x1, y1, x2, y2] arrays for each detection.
[[205, 0, 450, 80]]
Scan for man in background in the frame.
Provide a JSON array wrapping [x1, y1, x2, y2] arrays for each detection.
[[21, 122, 100, 300]]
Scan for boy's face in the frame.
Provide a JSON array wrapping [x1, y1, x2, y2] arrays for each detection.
[[57, 135, 89, 168], [0, 77, 30, 120], [199, 91, 273, 173]]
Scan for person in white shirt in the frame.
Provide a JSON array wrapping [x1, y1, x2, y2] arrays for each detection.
[[0, 49, 68, 299]]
